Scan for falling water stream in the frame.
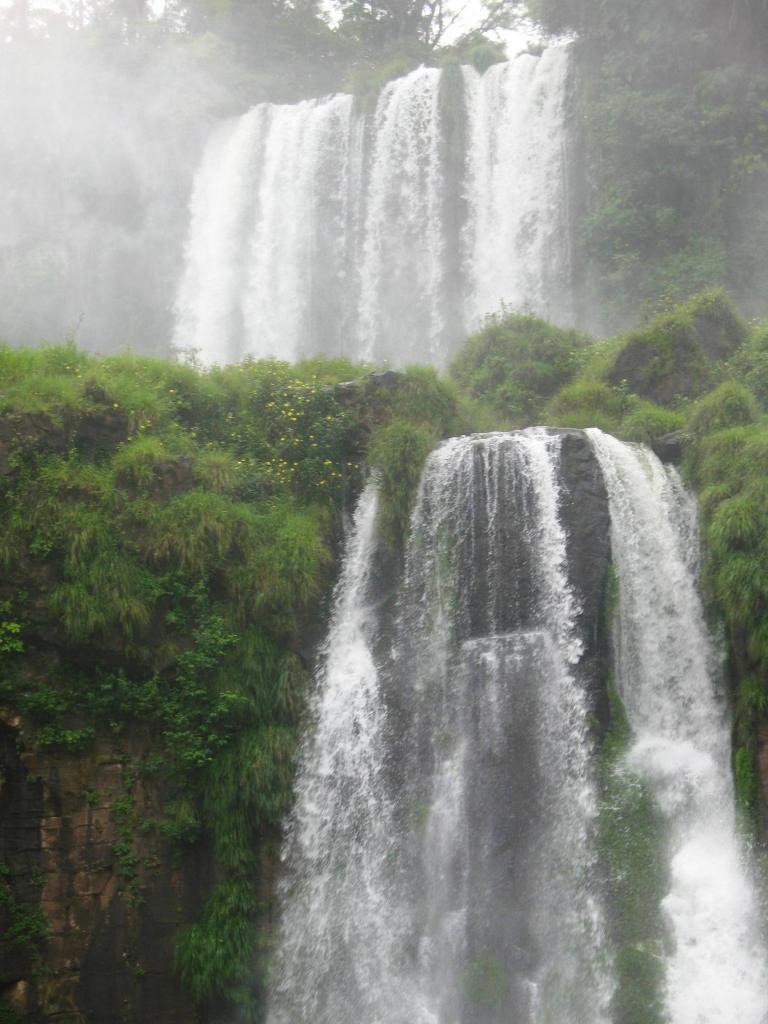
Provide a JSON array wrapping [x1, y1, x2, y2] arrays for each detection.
[[173, 47, 572, 366], [267, 429, 768, 1024], [589, 430, 768, 1024]]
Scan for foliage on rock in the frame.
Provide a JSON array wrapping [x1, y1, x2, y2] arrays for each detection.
[[0, 344, 460, 1018]]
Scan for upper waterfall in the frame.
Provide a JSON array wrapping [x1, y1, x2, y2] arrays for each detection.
[[172, 47, 572, 367]]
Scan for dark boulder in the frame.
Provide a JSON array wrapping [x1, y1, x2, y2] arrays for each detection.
[[651, 430, 686, 463], [606, 292, 747, 406], [554, 428, 613, 734]]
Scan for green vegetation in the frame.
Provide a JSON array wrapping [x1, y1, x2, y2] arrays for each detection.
[[0, 863, 48, 969], [462, 956, 509, 1010], [449, 288, 768, 850], [369, 421, 437, 549], [527, 0, 768, 331], [0, 1002, 23, 1024], [599, 683, 668, 1024], [449, 311, 590, 425], [5, 286, 768, 1016], [367, 367, 466, 548], [0, 344, 460, 1018]]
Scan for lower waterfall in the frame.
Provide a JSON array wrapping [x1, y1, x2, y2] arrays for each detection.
[[266, 429, 768, 1024]]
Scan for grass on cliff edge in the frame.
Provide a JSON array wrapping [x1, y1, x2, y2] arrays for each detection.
[[0, 344, 466, 1017]]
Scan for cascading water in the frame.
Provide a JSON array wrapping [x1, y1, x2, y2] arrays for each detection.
[[462, 49, 571, 327], [172, 47, 571, 367], [173, 94, 355, 366], [356, 66, 445, 363], [268, 429, 612, 1024], [588, 429, 768, 1024], [268, 426, 768, 1024], [393, 431, 611, 1024]]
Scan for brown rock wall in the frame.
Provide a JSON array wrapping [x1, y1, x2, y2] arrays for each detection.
[[1, 716, 212, 1023]]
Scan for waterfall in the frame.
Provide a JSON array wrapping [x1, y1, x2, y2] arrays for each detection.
[[268, 427, 768, 1024], [462, 49, 571, 327], [357, 66, 445, 363], [588, 429, 768, 1024], [172, 47, 571, 367], [267, 482, 420, 1023], [173, 95, 354, 365], [268, 430, 612, 1024]]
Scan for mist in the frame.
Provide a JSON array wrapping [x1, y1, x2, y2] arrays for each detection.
[[0, 30, 244, 354]]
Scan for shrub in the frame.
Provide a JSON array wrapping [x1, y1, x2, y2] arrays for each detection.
[[544, 379, 628, 433], [113, 436, 174, 491], [450, 311, 590, 424], [193, 449, 241, 494], [686, 381, 758, 436], [390, 366, 466, 435], [368, 420, 437, 550], [619, 401, 685, 444], [730, 320, 768, 409]]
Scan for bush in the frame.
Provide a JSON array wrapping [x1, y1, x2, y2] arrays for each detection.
[[731, 320, 768, 409], [687, 381, 758, 436], [113, 436, 175, 491], [450, 311, 590, 425], [619, 401, 685, 444], [544, 379, 628, 433], [390, 366, 466, 435], [368, 420, 437, 550]]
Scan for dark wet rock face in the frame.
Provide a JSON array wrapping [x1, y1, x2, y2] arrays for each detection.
[[0, 721, 44, 1005], [652, 430, 685, 463], [556, 428, 612, 732], [0, 720, 213, 1024]]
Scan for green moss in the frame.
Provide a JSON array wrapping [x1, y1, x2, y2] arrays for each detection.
[[0, 1001, 24, 1024], [112, 436, 174, 490], [193, 449, 241, 494], [604, 562, 620, 624], [731, 321, 768, 409], [462, 956, 509, 1009], [683, 424, 753, 489], [618, 401, 685, 444], [0, 863, 48, 967], [398, 367, 465, 428], [607, 308, 712, 405], [175, 877, 261, 1010], [368, 420, 437, 550], [707, 494, 765, 552], [735, 746, 759, 821], [0, 342, 466, 1016], [0, 601, 23, 655], [597, 291, 745, 407]]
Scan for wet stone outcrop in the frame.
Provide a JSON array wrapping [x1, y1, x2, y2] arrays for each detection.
[[555, 428, 612, 732]]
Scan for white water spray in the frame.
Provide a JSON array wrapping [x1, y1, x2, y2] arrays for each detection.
[[589, 429, 768, 1024], [462, 47, 571, 326]]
